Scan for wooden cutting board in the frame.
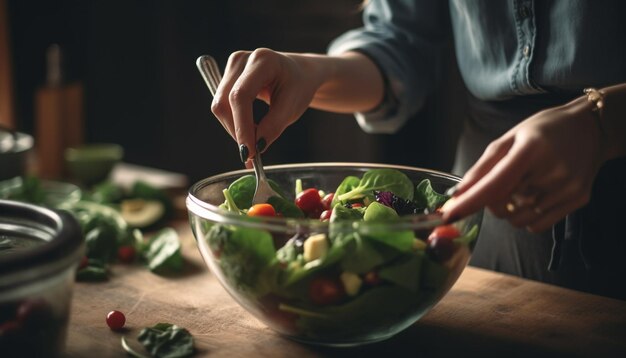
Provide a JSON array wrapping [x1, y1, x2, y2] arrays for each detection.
[[65, 221, 626, 357]]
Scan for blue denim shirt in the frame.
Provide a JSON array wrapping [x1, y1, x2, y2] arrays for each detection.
[[328, 0, 626, 133]]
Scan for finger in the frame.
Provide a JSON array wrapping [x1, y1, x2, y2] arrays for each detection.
[[255, 93, 307, 153], [525, 194, 589, 233], [533, 180, 590, 215], [487, 198, 514, 218], [211, 51, 251, 141], [507, 205, 542, 228], [443, 138, 535, 222], [454, 137, 514, 196], [229, 50, 281, 158]]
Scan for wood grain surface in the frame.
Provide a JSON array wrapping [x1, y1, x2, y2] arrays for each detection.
[[64, 221, 626, 357]]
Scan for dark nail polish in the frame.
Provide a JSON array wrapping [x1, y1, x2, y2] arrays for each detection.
[[256, 138, 266, 153], [239, 144, 249, 163]]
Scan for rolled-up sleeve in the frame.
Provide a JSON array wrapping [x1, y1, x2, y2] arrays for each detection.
[[328, 0, 450, 133]]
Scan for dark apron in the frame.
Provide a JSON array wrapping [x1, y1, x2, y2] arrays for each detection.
[[452, 93, 626, 300]]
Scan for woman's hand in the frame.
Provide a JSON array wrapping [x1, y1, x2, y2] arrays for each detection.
[[211, 49, 384, 163], [211, 49, 327, 162], [443, 96, 608, 233]]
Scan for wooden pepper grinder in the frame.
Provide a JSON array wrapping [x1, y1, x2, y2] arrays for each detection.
[[35, 44, 84, 179]]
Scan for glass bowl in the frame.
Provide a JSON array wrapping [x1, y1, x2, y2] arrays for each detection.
[[0, 200, 84, 356], [186, 163, 482, 347]]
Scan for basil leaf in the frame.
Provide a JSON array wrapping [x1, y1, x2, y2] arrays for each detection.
[[144, 228, 183, 274], [414, 179, 449, 211], [336, 169, 414, 203], [137, 323, 194, 358]]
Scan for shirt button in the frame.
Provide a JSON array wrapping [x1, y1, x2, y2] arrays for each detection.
[[519, 6, 530, 19], [523, 45, 531, 58]]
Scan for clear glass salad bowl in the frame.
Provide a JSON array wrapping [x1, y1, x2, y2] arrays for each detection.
[[186, 163, 483, 347]]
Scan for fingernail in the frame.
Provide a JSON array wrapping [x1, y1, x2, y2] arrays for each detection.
[[445, 185, 458, 197], [256, 137, 266, 153], [239, 144, 249, 163]]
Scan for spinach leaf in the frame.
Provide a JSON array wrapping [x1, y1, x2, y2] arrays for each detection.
[[227, 175, 287, 209], [329, 204, 364, 222], [76, 259, 109, 282], [363, 201, 398, 222], [144, 228, 183, 274], [338, 234, 386, 274], [379, 253, 424, 292], [267, 196, 304, 218], [89, 181, 125, 204], [85, 226, 118, 261], [336, 169, 414, 203], [207, 225, 276, 295], [137, 323, 194, 358], [330, 175, 360, 207], [414, 179, 449, 210]]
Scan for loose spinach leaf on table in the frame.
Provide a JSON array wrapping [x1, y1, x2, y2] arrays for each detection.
[[137, 323, 194, 358], [88, 181, 125, 204], [84, 226, 118, 261], [144, 228, 183, 274], [414, 179, 449, 211], [336, 169, 414, 203]]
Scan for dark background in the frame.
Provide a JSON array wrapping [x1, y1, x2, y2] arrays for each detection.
[[7, 0, 466, 183]]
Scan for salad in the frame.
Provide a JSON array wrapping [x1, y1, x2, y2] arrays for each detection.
[[195, 168, 478, 343]]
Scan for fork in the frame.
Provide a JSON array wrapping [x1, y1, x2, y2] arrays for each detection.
[[196, 55, 281, 205]]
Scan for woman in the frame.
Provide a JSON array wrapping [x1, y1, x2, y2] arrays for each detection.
[[210, 0, 626, 299]]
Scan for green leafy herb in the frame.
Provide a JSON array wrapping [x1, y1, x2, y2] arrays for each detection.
[[363, 201, 399, 222], [85, 226, 118, 261], [89, 181, 125, 204], [267, 196, 304, 218], [336, 169, 414, 203], [137, 323, 194, 358], [330, 175, 360, 207], [144, 228, 183, 274], [378, 253, 424, 292], [414, 179, 449, 211]]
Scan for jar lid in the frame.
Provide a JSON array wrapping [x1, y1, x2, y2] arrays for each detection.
[[0, 200, 84, 278]]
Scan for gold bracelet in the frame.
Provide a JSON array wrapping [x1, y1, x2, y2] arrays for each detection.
[[584, 87, 605, 115]]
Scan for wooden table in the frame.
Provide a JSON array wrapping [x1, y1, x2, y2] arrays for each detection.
[[64, 222, 626, 357]]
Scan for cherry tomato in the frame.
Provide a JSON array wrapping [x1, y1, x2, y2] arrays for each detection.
[[363, 271, 383, 286], [321, 193, 334, 210], [248, 203, 276, 217], [295, 188, 324, 218], [106, 310, 126, 330], [350, 202, 363, 208], [428, 225, 460, 241], [319, 210, 332, 222], [78, 256, 89, 270], [427, 225, 460, 262], [308, 277, 345, 305], [117, 246, 136, 263]]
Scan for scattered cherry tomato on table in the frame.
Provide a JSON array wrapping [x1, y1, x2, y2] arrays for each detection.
[[106, 310, 126, 330], [248, 203, 276, 217], [117, 246, 136, 263]]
